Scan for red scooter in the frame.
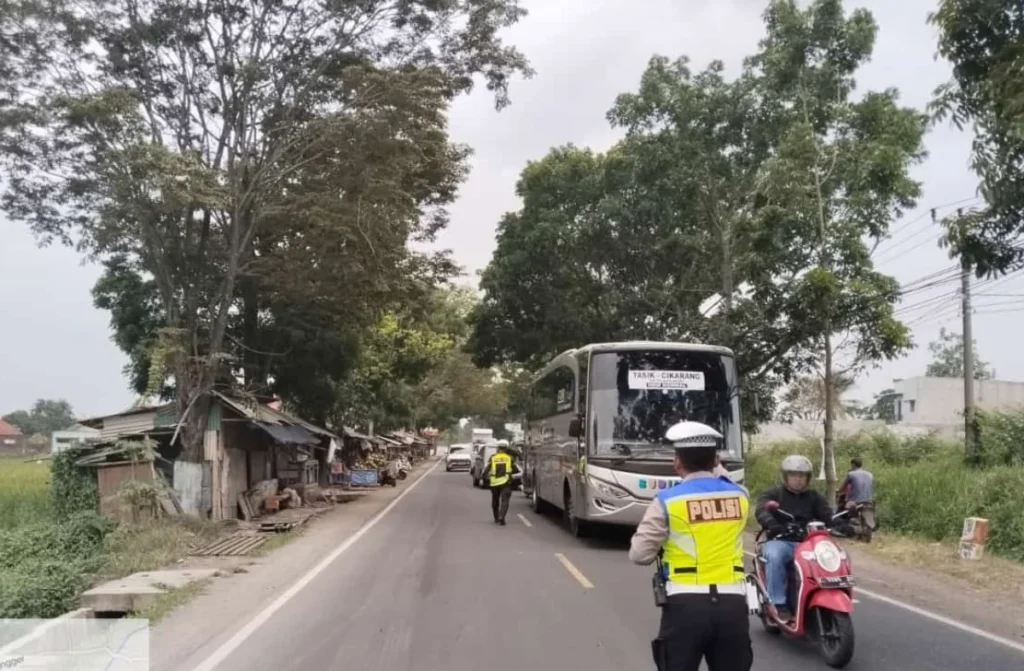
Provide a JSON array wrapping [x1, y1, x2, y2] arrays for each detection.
[[750, 502, 856, 668]]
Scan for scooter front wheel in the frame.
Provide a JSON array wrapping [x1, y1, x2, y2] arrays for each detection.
[[816, 609, 855, 668], [755, 588, 780, 635]]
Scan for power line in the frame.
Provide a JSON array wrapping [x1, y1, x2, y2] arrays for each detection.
[[902, 269, 1024, 329], [873, 196, 981, 264]]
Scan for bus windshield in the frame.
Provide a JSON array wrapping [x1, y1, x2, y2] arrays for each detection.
[[588, 349, 741, 460]]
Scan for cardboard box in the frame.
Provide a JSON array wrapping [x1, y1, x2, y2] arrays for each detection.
[[961, 517, 989, 544], [958, 541, 985, 561]]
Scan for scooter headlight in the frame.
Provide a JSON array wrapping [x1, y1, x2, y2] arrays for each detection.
[[814, 540, 843, 573]]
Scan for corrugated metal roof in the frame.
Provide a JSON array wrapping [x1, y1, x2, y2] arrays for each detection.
[[78, 404, 174, 429], [343, 426, 373, 440], [212, 392, 335, 438], [254, 422, 320, 446]]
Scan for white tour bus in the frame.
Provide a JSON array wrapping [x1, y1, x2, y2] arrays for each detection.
[[522, 341, 745, 537]]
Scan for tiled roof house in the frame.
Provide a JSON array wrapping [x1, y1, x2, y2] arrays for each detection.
[[0, 419, 27, 453]]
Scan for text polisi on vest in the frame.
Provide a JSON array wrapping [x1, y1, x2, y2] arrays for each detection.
[[686, 497, 743, 523]]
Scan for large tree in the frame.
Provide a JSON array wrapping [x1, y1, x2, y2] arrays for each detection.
[[467, 71, 791, 427], [925, 327, 994, 379], [2, 399, 77, 435], [748, 0, 924, 500], [469, 2, 924, 453], [930, 0, 1024, 275], [0, 0, 530, 457]]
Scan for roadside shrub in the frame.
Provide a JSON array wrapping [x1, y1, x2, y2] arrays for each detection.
[[0, 512, 113, 566], [0, 512, 114, 617], [975, 409, 1024, 467], [50, 447, 98, 517], [0, 559, 95, 618]]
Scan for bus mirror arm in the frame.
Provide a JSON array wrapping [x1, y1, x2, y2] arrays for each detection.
[[568, 417, 583, 439]]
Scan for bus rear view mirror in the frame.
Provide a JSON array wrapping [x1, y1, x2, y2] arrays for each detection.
[[568, 418, 583, 439]]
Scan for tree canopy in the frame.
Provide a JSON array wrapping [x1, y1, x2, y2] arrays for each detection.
[[469, 1, 924, 451], [925, 327, 993, 379], [0, 0, 531, 454], [2, 399, 77, 435], [930, 0, 1024, 274]]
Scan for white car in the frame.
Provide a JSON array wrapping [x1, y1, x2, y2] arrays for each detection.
[[445, 444, 472, 472]]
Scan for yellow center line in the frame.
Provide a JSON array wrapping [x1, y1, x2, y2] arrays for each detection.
[[555, 553, 594, 589], [517, 513, 533, 528]]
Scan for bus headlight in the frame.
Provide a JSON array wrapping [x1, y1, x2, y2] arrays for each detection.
[[588, 476, 631, 500]]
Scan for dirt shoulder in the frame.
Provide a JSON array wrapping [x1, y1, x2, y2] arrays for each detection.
[[747, 531, 1024, 644], [149, 457, 442, 671]]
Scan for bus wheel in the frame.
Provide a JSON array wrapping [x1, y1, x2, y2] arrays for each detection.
[[564, 486, 589, 538], [531, 481, 551, 514]]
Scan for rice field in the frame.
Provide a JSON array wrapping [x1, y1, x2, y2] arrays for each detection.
[[0, 457, 52, 529]]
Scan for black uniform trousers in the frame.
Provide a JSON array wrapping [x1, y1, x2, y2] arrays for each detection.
[[655, 591, 753, 671], [489, 482, 512, 522]]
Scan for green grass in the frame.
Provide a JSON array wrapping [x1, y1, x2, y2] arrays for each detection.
[[748, 428, 1024, 562], [133, 578, 213, 624], [0, 457, 52, 529], [97, 517, 221, 581]]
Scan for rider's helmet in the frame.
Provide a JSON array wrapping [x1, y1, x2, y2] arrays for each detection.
[[780, 454, 813, 493]]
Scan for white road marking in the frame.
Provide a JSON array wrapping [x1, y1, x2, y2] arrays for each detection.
[[555, 553, 594, 589], [190, 460, 442, 671], [743, 551, 1024, 654], [517, 513, 533, 527]]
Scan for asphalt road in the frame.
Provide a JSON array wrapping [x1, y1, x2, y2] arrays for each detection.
[[191, 464, 1024, 671]]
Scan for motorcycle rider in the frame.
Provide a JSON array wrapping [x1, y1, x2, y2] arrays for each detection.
[[629, 421, 753, 671], [755, 455, 846, 623], [840, 457, 876, 532]]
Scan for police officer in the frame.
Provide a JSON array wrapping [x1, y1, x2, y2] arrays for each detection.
[[486, 443, 516, 525], [629, 421, 753, 671]]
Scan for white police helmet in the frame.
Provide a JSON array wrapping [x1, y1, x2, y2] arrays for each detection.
[[665, 421, 723, 448]]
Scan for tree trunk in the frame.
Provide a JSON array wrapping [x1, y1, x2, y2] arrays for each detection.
[[241, 281, 260, 387], [721, 227, 734, 345], [175, 355, 212, 463], [822, 331, 837, 505]]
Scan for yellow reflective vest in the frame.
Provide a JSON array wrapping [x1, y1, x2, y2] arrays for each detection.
[[656, 475, 749, 586], [488, 452, 513, 487]]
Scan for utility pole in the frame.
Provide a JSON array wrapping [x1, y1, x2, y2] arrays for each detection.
[[957, 207, 978, 464]]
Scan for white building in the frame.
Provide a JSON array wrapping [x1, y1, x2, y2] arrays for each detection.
[[51, 424, 101, 453], [893, 376, 1024, 425]]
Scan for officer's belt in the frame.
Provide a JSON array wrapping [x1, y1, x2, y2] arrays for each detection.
[[671, 566, 745, 575], [666, 582, 746, 596]]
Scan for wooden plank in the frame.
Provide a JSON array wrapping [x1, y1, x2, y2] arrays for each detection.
[[229, 537, 266, 555], [216, 536, 254, 555], [191, 532, 268, 556]]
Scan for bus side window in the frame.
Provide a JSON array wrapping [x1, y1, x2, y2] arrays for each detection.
[[577, 353, 588, 416]]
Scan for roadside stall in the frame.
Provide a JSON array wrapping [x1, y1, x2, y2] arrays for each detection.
[[330, 427, 383, 487], [411, 435, 429, 461]]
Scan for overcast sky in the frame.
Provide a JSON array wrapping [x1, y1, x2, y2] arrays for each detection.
[[2, 0, 1021, 419]]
